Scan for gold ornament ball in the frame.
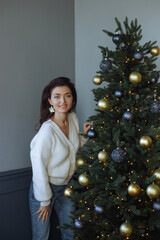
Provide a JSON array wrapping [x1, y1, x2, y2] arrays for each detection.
[[78, 173, 90, 186], [92, 75, 102, 85], [98, 150, 109, 162], [139, 136, 152, 148], [146, 184, 160, 198], [98, 99, 110, 111], [153, 169, 160, 184], [129, 72, 142, 84], [64, 187, 74, 197], [128, 183, 141, 197], [76, 158, 87, 167], [151, 46, 160, 56], [119, 222, 133, 236], [155, 135, 160, 139], [74, 238, 80, 240]]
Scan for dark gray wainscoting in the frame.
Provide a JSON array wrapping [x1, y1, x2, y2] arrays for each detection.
[[0, 168, 61, 240], [0, 168, 32, 240]]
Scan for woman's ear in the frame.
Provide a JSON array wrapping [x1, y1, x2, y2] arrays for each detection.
[[48, 98, 52, 105]]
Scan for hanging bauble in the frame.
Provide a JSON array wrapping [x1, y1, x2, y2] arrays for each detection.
[[74, 238, 81, 240], [127, 183, 141, 197], [139, 136, 152, 148], [74, 219, 84, 229], [99, 58, 112, 72], [114, 90, 123, 98], [76, 158, 87, 167], [151, 77, 158, 85], [119, 222, 133, 236], [98, 98, 110, 111], [129, 72, 142, 84], [146, 184, 160, 198], [153, 169, 160, 183], [150, 100, 160, 113], [123, 110, 134, 121], [78, 173, 89, 186], [92, 75, 102, 85], [98, 150, 109, 163], [94, 205, 104, 214], [150, 72, 159, 85], [133, 50, 144, 61], [111, 147, 126, 163], [64, 187, 74, 197], [87, 128, 97, 139], [153, 201, 160, 211], [150, 46, 160, 56], [112, 34, 122, 44]]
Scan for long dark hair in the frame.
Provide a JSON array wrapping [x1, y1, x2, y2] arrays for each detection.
[[36, 77, 77, 129]]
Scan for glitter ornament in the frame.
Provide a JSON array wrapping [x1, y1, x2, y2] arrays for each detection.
[[111, 147, 126, 163], [99, 58, 112, 72], [150, 100, 160, 113]]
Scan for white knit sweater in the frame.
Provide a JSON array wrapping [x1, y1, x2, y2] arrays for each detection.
[[30, 112, 87, 206]]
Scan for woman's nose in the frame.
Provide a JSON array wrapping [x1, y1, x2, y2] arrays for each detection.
[[60, 96, 66, 102]]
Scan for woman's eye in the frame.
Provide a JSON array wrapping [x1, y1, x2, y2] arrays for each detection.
[[54, 96, 59, 99], [66, 95, 71, 98]]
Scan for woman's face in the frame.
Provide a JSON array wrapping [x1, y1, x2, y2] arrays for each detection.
[[48, 86, 73, 113]]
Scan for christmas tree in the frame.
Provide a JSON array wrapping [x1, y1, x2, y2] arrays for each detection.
[[64, 17, 160, 240]]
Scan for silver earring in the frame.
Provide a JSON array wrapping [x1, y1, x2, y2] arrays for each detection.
[[49, 105, 55, 113]]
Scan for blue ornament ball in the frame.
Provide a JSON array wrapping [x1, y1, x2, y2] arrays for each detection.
[[74, 219, 84, 229], [112, 34, 122, 44], [114, 90, 123, 98], [123, 111, 134, 121], [153, 201, 160, 211], [111, 147, 126, 163], [133, 51, 144, 61], [87, 128, 97, 139], [99, 58, 112, 72], [94, 205, 104, 214], [150, 100, 160, 113], [151, 72, 159, 85]]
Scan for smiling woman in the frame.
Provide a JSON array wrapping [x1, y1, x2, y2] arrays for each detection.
[[29, 77, 91, 240]]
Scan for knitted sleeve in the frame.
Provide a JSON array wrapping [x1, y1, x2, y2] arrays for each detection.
[[30, 123, 54, 206]]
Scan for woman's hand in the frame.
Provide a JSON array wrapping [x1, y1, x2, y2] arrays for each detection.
[[36, 205, 51, 223], [83, 122, 92, 135]]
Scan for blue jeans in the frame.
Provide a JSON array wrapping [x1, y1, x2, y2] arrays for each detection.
[[29, 182, 74, 240]]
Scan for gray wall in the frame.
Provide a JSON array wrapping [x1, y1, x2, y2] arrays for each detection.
[[0, 0, 75, 172], [75, 0, 160, 130]]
